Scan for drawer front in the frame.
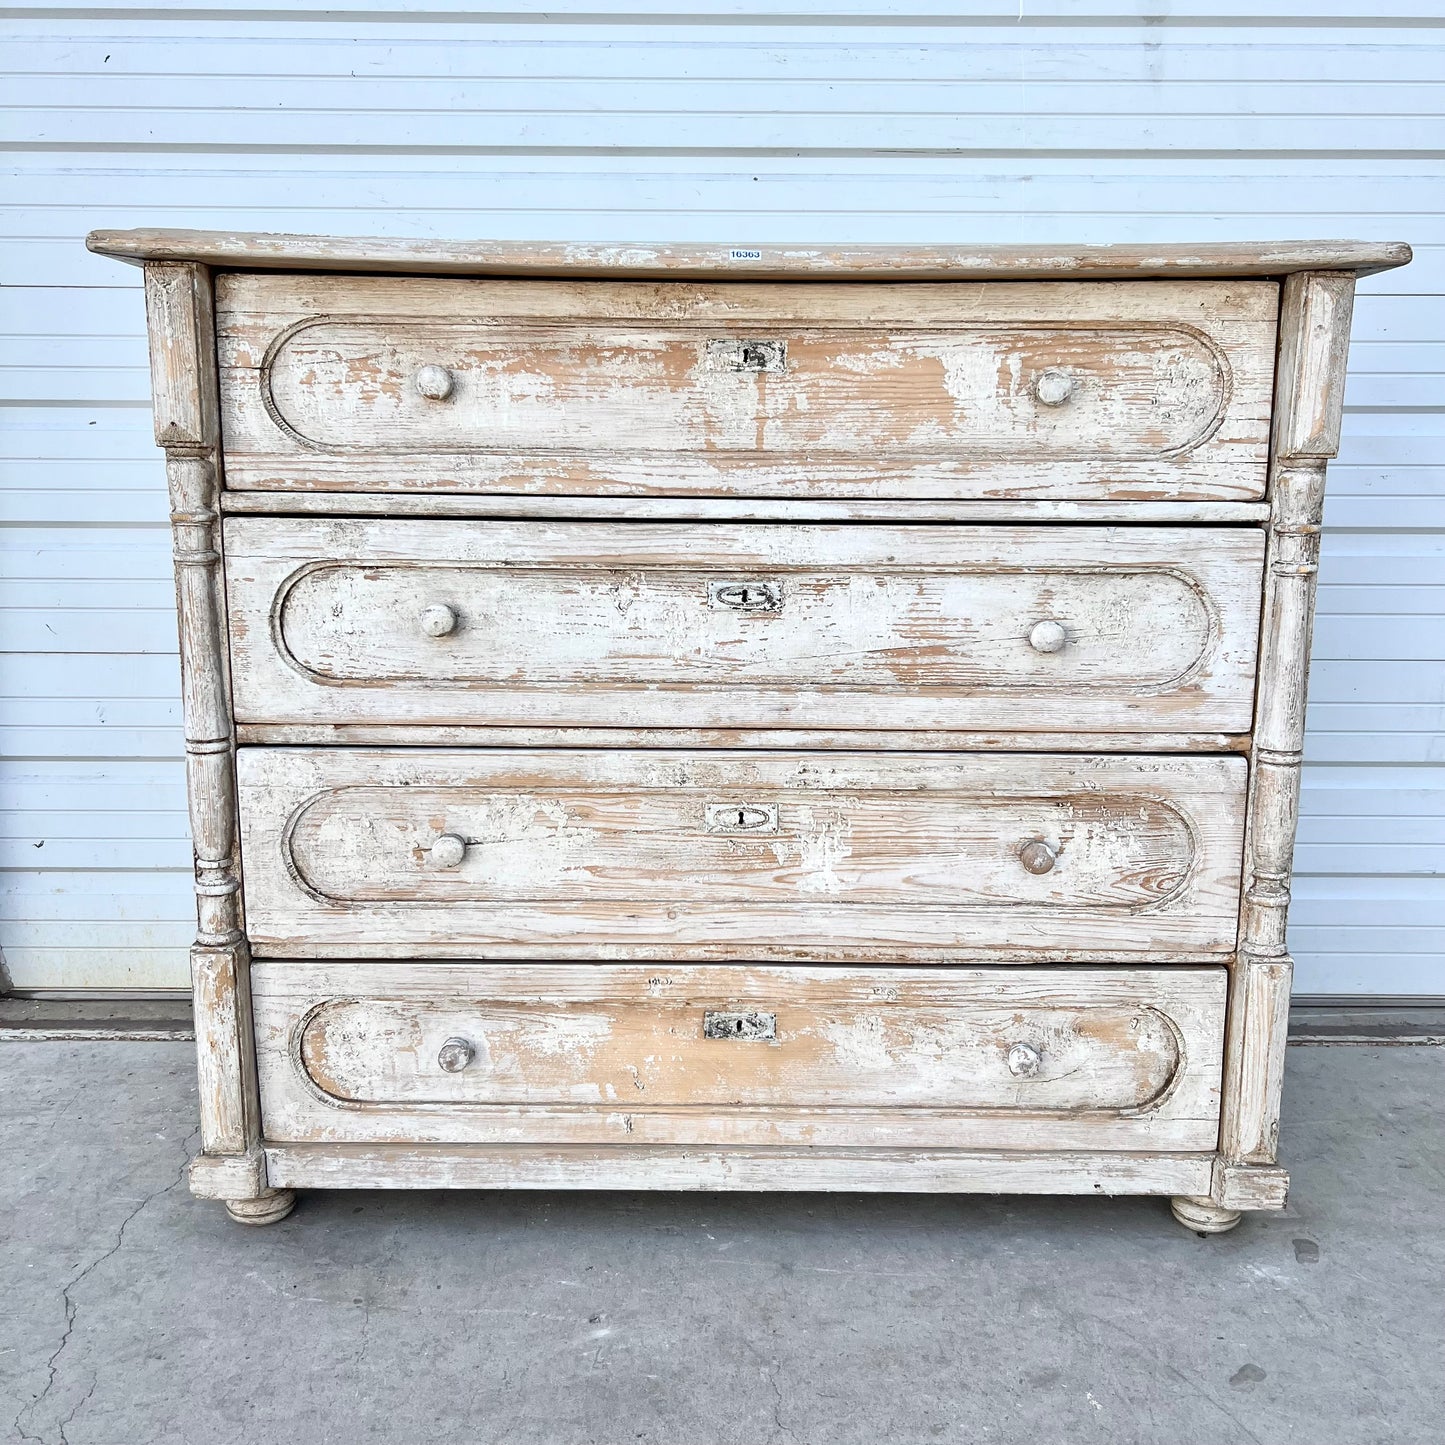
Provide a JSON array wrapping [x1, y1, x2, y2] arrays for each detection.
[[225, 519, 1264, 734], [218, 274, 1276, 499], [237, 748, 1246, 960], [252, 962, 1227, 1152]]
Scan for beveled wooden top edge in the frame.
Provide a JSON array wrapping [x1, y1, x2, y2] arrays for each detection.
[[87, 230, 1413, 280]]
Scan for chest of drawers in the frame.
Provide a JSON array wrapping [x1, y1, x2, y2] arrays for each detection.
[[90, 230, 1410, 1231]]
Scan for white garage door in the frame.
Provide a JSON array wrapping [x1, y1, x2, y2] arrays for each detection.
[[1, 0, 1440, 994]]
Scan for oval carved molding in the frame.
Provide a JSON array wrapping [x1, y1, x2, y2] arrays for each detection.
[[276, 782, 1200, 914], [292, 995, 1187, 1118], [268, 559, 1220, 696], [259, 315, 1234, 461]]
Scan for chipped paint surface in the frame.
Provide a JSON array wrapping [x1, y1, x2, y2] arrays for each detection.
[[118, 237, 1379, 1213], [265, 323, 1227, 457], [226, 518, 1264, 734], [253, 961, 1226, 1153], [217, 273, 1276, 499], [238, 747, 1246, 959]]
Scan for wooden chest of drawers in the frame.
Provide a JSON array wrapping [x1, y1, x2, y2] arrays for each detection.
[[90, 229, 1410, 1231]]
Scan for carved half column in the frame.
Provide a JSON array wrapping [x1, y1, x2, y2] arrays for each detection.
[[144, 262, 285, 1215], [1213, 271, 1356, 1210]]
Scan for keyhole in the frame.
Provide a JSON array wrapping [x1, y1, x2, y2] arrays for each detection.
[[737, 809, 748, 827], [742, 343, 770, 369]]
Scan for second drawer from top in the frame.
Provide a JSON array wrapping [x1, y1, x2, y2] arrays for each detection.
[[225, 519, 1265, 735]]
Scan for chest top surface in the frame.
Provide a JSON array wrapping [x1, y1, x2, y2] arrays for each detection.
[[87, 228, 1412, 280]]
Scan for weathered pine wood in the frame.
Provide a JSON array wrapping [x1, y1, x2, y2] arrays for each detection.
[[88, 230, 1414, 281], [263, 1143, 1218, 1197], [251, 962, 1226, 1152], [141, 261, 291, 1219], [1169, 1196, 1243, 1234], [218, 492, 1273, 524], [236, 748, 1247, 961], [1216, 270, 1359, 1202], [108, 234, 1394, 1225], [223, 519, 1265, 734], [233, 724, 1250, 753], [1212, 1160, 1291, 1211], [215, 274, 1277, 500]]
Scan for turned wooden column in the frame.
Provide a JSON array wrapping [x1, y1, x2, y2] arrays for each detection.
[[1212, 270, 1357, 1215], [143, 261, 292, 1221]]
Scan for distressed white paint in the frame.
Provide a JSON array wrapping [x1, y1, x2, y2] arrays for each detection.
[[2, 2, 1440, 992], [223, 518, 1265, 733], [236, 747, 1248, 959], [215, 272, 1275, 498], [249, 961, 1228, 1152]]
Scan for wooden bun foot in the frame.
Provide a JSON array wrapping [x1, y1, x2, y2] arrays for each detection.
[[1170, 1195, 1242, 1234], [224, 1190, 296, 1226]]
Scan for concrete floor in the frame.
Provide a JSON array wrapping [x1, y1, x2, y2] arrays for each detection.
[[2, 1041, 1441, 1445]]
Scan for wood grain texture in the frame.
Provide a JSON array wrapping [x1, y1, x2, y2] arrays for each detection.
[[236, 748, 1247, 960], [1212, 1159, 1290, 1211], [142, 261, 271, 1205], [233, 725, 1250, 753], [1219, 271, 1357, 1182], [217, 492, 1274, 524], [215, 274, 1278, 500], [186, 1148, 266, 1201], [223, 519, 1264, 733], [251, 961, 1225, 1152], [262, 1142, 1217, 1196], [144, 262, 217, 449], [87, 230, 1414, 281], [113, 238, 1380, 1211]]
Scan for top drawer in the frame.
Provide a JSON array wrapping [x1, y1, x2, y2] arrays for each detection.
[[216, 274, 1277, 500]]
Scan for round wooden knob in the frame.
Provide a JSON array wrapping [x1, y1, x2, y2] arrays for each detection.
[[1029, 619, 1068, 654], [1007, 1042, 1042, 1078], [437, 1037, 474, 1073], [419, 604, 458, 637], [1034, 369, 1075, 407], [1018, 840, 1057, 875], [431, 833, 467, 869], [414, 364, 455, 401]]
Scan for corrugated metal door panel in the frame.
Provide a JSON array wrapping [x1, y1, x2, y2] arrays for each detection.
[[1, 6, 1438, 992]]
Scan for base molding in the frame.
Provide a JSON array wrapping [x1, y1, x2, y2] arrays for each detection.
[[1212, 1160, 1291, 1211], [188, 1147, 267, 1200], [264, 1142, 1220, 1196]]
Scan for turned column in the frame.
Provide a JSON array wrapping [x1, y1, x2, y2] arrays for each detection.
[[1175, 270, 1356, 1232], [143, 261, 293, 1224]]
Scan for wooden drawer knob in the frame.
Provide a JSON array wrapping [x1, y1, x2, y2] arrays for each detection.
[[419, 603, 459, 637], [430, 833, 467, 868], [1034, 369, 1075, 406], [414, 364, 456, 401], [1007, 1042, 1043, 1078], [1028, 619, 1068, 653], [437, 1036, 475, 1072], [1018, 839, 1057, 875]]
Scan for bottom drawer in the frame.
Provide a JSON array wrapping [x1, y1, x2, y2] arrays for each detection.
[[253, 963, 1225, 1153]]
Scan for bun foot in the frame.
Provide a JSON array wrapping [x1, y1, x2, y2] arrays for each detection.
[[224, 1189, 296, 1226], [1170, 1195, 1242, 1234]]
